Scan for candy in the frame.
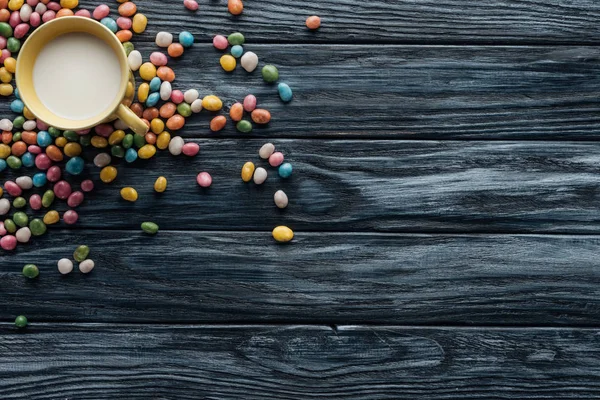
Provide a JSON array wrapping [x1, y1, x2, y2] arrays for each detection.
[[117, 16, 131, 30], [253, 167, 267, 185], [228, 32, 245, 45], [179, 31, 194, 47], [229, 102, 243, 121], [12, 197, 25, 208], [125, 147, 138, 162], [168, 136, 184, 155], [210, 116, 226, 131], [16, 227, 31, 243], [22, 263, 39, 279], [53, 180, 72, 199], [79, 259, 95, 273], [278, 83, 293, 102], [138, 144, 156, 159], [259, 143, 275, 159], [132, 13, 147, 33], [63, 210, 78, 224], [4, 219, 15, 233], [228, 0, 243, 15], [116, 30, 132, 43], [262, 65, 279, 83], [65, 156, 84, 175], [60, 0, 77, 9], [157, 66, 175, 82], [13, 211, 28, 227], [146, 92, 160, 107], [100, 166, 117, 183], [29, 218, 46, 236], [278, 162, 293, 178], [191, 99, 203, 113], [43, 210, 59, 224], [139, 62, 157, 81], [32, 173, 47, 187], [272, 226, 294, 243], [67, 191, 84, 208], [202, 95, 222, 111], [184, 89, 199, 104], [166, 114, 185, 131], [93, 152, 111, 168], [154, 176, 167, 192], [127, 50, 142, 71], [196, 171, 212, 188], [274, 190, 288, 208], [13, 23, 29, 38], [0, 118, 11, 131], [58, 258, 73, 274], [243, 94, 257, 112], [92, 4, 109, 20], [241, 161, 255, 182], [81, 180, 94, 192], [120, 187, 138, 202], [176, 102, 191, 117], [118, 1, 136, 17], [167, 43, 184, 58], [100, 17, 117, 33], [34, 153, 51, 169], [171, 90, 184, 104], [236, 120, 252, 133], [16, 176, 32, 189], [19, 4, 31, 21], [150, 52, 168, 67], [183, 0, 198, 11], [156, 132, 171, 150], [14, 315, 27, 328], [141, 221, 159, 235], [213, 34, 228, 50], [155, 31, 173, 47], [230, 45, 243, 58], [41, 190, 54, 208], [182, 142, 199, 156], [251, 109, 271, 124], [306, 15, 321, 30], [5, 180, 22, 196], [269, 152, 284, 167], [1, 234, 16, 250]]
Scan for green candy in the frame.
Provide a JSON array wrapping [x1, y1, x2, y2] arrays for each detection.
[[22, 264, 39, 279], [122, 41, 134, 56], [141, 222, 159, 235], [236, 120, 253, 133], [42, 190, 55, 208], [13, 211, 28, 227], [63, 130, 79, 142], [111, 145, 125, 158], [79, 134, 91, 147], [12, 197, 26, 209], [48, 127, 61, 137], [133, 133, 146, 148], [29, 219, 46, 236], [0, 22, 12, 38], [12, 116, 24, 129], [73, 245, 90, 262], [262, 65, 279, 83], [228, 32, 245, 45], [14, 315, 27, 328], [176, 103, 192, 117], [122, 134, 134, 149], [6, 155, 21, 169], [7, 37, 20, 53], [4, 219, 16, 233], [11, 131, 21, 141]]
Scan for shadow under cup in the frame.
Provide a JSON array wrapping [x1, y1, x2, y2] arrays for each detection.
[[15, 16, 130, 131]]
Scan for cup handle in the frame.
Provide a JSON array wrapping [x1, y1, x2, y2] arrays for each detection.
[[115, 104, 148, 136]]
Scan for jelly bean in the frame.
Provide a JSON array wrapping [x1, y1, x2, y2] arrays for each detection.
[[138, 144, 156, 159], [179, 31, 194, 47], [210, 116, 226, 132], [154, 176, 167, 192], [16, 227, 31, 243], [116, 30, 132, 43], [36, 120, 48, 130], [253, 167, 267, 185], [0, 49, 11, 64], [64, 142, 82, 157], [191, 99, 203, 113], [272, 226, 294, 243], [251, 109, 271, 124], [81, 180, 94, 192], [278, 83, 293, 102], [176, 102, 192, 117], [139, 62, 157, 81], [29, 218, 46, 236], [57, 8, 75, 18], [4, 57, 15, 73], [41, 10, 55, 22], [155, 31, 173, 47], [243, 94, 257, 112], [14, 315, 27, 328], [4, 219, 16, 232], [306, 15, 321, 30], [4, 181, 21, 196], [133, 133, 146, 148], [0, 198, 9, 214], [41, 189, 54, 207], [13, 211, 28, 227], [13, 21, 27, 38], [279, 163, 293, 178], [268, 152, 285, 168], [157, 66, 175, 82], [150, 52, 168, 67], [11, 99, 24, 113], [166, 115, 185, 131], [19, 4, 31, 21], [12, 141, 26, 156], [120, 187, 138, 202], [122, 133, 134, 149], [262, 65, 279, 83], [60, 0, 77, 8], [0, 22, 11, 37], [150, 118, 164, 134], [213, 34, 228, 50], [220, 54, 236, 72], [125, 147, 137, 163], [142, 107, 159, 121], [28, 145, 41, 155], [100, 17, 117, 33], [53, 180, 71, 199], [160, 81, 172, 101], [92, 4, 109, 20], [36, 130, 51, 147], [202, 95, 222, 111], [34, 2, 45, 13], [91, 136, 108, 148], [117, 16, 131, 30], [128, 50, 142, 71], [236, 120, 252, 133], [118, 1, 136, 16], [29, 194, 41, 210], [0, 67, 12, 83], [0, 83, 12, 96], [67, 191, 83, 208], [23, 120, 36, 131], [42, 210, 59, 224], [58, 258, 73, 274], [141, 221, 158, 235], [168, 136, 184, 155], [228, 32, 245, 45], [229, 102, 243, 121], [21, 131, 35, 145], [274, 190, 288, 208], [182, 142, 199, 156], [9, 11, 20, 28], [63, 210, 78, 224], [108, 130, 125, 146], [34, 153, 50, 169], [171, 90, 184, 104], [111, 145, 125, 158], [146, 92, 160, 107], [167, 42, 184, 58], [65, 156, 84, 175], [0, 221, 5, 235], [95, 123, 113, 137], [79, 259, 94, 273], [231, 44, 243, 58], [13, 197, 26, 208], [100, 166, 117, 183], [228, 0, 243, 15], [196, 171, 212, 188], [132, 13, 147, 33], [1, 234, 16, 250], [74, 9, 90, 17], [32, 172, 46, 187], [241, 161, 255, 182], [46, 165, 61, 181], [184, 0, 198, 11], [16, 176, 32, 189], [156, 132, 171, 150], [184, 89, 199, 104]]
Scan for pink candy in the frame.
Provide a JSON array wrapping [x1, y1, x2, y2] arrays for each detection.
[[42, 10, 56, 23], [0, 222, 6, 236], [47, 1, 61, 11], [27, 145, 41, 154], [35, 153, 51, 170], [150, 51, 168, 66], [76, 128, 90, 135], [269, 152, 284, 167], [81, 180, 94, 192], [14, 23, 30, 39], [4, 181, 21, 197], [117, 16, 132, 30], [213, 35, 228, 50], [74, 9, 91, 18], [37, 119, 49, 130], [170, 90, 184, 104], [26, 0, 39, 6], [9, 11, 20, 28], [196, 172, 212, 188], [46, 165, 61, 182], [95, 123, 114, 137], [0, 37, 6, 50], [29, 194, 42, 210], [184, 0, 199, 11], [29, 12, 40, 27], [67, 191, 84, 208], [182, 142, 199, 156], [92, 4, 110, 20], [63, 210, 78, 225], [243, 95, 257, 112], [53, 180, 72, 200], [1, 235, 17, 251], [0, 49, 10, 64]]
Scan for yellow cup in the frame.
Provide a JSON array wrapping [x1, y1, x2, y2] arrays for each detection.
[[16, 16, 148, 135]]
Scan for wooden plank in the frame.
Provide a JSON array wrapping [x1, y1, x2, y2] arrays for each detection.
[[3, 45, 600, 139], [1, 324, 599, 399], [3, 231, 600, 325], [78, 0, 600, 45]]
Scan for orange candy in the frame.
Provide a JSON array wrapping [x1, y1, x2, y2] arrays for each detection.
[[306, 15, 321, 30], [0, 0, 7, 8], [159, 102, 176, 119], [118, 1, 136, 16], [116, 30, 132, 42], [0, 9, 10, 22], [167, 43, 184, 58], [11, 141, 26, 156], [229, 102, 243, 122], [130, 103, 143, 117], [228, 0, 243, 15], [145, 132, 157, 145], [45, 145, 63, 161], [157, 66, 175, 82], [166, 115, 185, 131], [1, 131, 11, 144], [142, 107, 159, 121], [21, 131, 37, 145], [56, 8, 75, 17], [210, 116, 227, 132], [251, 109, 272, 124]]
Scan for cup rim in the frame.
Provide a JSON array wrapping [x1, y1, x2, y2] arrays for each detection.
[[15, 16, 129, 131]]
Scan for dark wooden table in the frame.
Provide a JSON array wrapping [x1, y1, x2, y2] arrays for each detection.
[[2, 0, 600, 398]]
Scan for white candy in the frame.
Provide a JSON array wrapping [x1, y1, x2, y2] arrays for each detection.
[[241, 51, 258, 72], [93, 153, 111, 168], [113, 119, 128, 130], [0, 198, 10, 215], [79, 259, 95, 274], [184, 89, 199, 104], [127, 50, 143, 71], [19, 4, 32, 21], [23, 120, 36, 131], [160, 81, 172, 101], [0, 118, 13, 131], [190, 99, 203, 113], [259, 143, 275, 159], [168, 136, 184, 155], [155, 32, 173, 47], [274, 190, 288, 209], [16, 176, 33, 190], [35, 3, 46, 14], [58, 258, 74, 275], [253, 167, 268, 185], [16, 227, 31, 243]]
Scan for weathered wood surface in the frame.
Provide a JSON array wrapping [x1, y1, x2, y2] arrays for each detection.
[[78, 0, 600, 45], [1, 324, 600, 399], [2, 231, 600, 325]]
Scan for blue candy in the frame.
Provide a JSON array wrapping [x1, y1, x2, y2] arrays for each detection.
[[32, 172, 47, 187], [36, 130, 52, 147], [179, 31, 194, 48], [10, 99, 24, 113], [146, 92, 160, 107], [101, 17, 118, 33], [277, 83, 293, 103], [21, 152, 34, 167], [231, 45, 243, 58], [149, 77, 161, 92], [14, 88, 19, 99], [65, 156, 84, 175], [125, 148, 138, 163], [278, 162, 293, 178], [0, 159, 6, 172]]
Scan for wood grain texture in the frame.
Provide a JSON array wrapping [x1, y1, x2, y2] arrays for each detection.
[[78, 0, 600, 45], [1, 324, 600, 399], [3, 231, 600, 325]]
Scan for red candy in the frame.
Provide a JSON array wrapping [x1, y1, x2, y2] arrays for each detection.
[[117, 16, 132, 29], [14, 23, 30, 39], [9, 11, 20, 28], [53, 180, 72, 200], [170, 90, 184, 104], [80, 179, 94, 192], [47, 1, 60, 11], [63, 210, 78, 225], [182, 142, 199, 156], [29, 11, 40, 26], [46, 165, 61, 182], [0, 49, 10, 63], [35, 153, 52, 170], [94, 123, 113, 137], [74, 9, 91, 18], [0, 37, 6, 49], [184, 0, 198, 11], [41, 10, 55, 22], [4, 181, 22, 197], [67, 191, 84, 208], [0, 221, 6, 236], [37, 120, 49, 130], [0, 235, 17, 251], [29, 194, 42, 210], [92, 4, 109, 20]]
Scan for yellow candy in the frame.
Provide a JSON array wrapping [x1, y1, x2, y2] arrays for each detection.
[[139, 62, 157, 81], [63, 142, 82, 157], [125, 81, 134, 99], [0, 83, 13, 96], [132, 13, 147, 34], [150, 118, 164, 134], [23, 106, 35, 120], [0, 67, 12, 83], [108, 130, 125, 146], [138, 144, 156, 159], [0, 144, 10, 159], [241, 161, 255, 183], [137, 83, 149, 103], [154, 176, 167, 193], [202, 95, 223, 112], [100, 166, 118, 183], [8, 0, 23, 11], [156, 131, 171, 150], [120, 187, 138, 202], [60, 0, 78, 9], [54, 136, 67, 147], [3, 57, 15, 73], [43, 210, 60, 225], [91, 136, 108, 148], [220, 55, 236, 72], [272, 226, 294, 243], [0, 187, 3, 197]]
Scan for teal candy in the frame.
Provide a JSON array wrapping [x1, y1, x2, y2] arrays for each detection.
[[100, 17, 118, 33], [13, 87, 19, 99], [278, 162, 293, 178], [0, 159, 6, 172], [20, 152, 34, 167], [179, 31, 194, 47], [146, 92, 160, 107], [10, 99, 24, 113], [231, 45, 243, 58], [37, 131, 52, 147], [32, 173, 47, 187], [149, 77, 161, 92], [278, 83, 293, 102], [125, 148, 138, 163], [65, 156, 84, 175]]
